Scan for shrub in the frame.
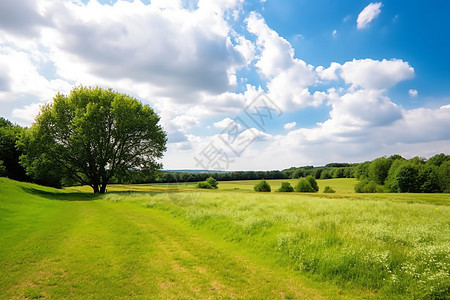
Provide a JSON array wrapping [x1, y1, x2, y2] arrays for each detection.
[[205, 177, 218, 189], [354, 179, 384, 193], [305, 175, 319, 192], [295, 179, 316, 192], [196, 181, 213, 189], [323, 186, 336, 193], [276, 182, 294, 192], [254, 180, 271, 192]]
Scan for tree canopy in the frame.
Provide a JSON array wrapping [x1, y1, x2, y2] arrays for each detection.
[[19, 86, 167, 193]]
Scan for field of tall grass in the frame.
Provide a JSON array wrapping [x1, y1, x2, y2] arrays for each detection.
[[131, 180, 449, 299], [1, 177, 448, 299]]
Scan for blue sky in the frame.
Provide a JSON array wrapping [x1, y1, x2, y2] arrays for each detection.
[[0, 0, 449, 170]]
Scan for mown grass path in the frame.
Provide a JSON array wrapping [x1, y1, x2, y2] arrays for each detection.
[[0, 179, 335, 299]]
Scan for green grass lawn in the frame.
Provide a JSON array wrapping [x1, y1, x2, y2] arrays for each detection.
[[1, 177, 449, 299]]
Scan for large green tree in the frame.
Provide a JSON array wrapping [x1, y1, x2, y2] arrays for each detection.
[[19, 86, 167, 193]]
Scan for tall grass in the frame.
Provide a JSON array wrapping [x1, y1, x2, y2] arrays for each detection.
[[144, 191, 450, 299]]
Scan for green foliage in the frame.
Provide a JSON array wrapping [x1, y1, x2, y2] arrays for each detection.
[[196, 181, 214, 189], [332, 168, 345, 178], [18, 86, 167, 193], [410, 156, 426, 165], [418, 165, 441, 193], [18, 148, 64, 188], [0, 117, 27, 181], [295, 179, 315, 192], [291, 168, 304, 179], [305, 175, 319, 192], [205, 177, 218, 189], [368, 156, 393, 185], [395, 163, 420, 193], [323, 186, 335, 193], [358, 154, 448, 193], [354, 161, 370, 180], [426, 153, 450, 167], [276, 182, 294, 192], [320, 169, 332, 179], [384, 159, 407, 192], [254, 180, 271, 192], [438, 161, 450, 193], [354, 179, 384, 193]]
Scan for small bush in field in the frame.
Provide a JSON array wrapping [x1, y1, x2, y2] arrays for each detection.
[[254, 180, 271, 192], [206, 177, 218, 189], [276, 182, 294, 192], [354, 179, 384, 193], [323, 186, 336, 193], [305, 175, 319, 192], [196, 181, 213, 189], [295, 179, 316, 192]]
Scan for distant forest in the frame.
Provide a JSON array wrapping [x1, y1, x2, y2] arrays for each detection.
[[124, 154, 449, 193], [124, 162, 354, 184]]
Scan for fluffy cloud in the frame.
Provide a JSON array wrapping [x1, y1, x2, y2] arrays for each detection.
[[318, 59, 414, 90], [409, 89, 418, 97], [43, 0, 248, 100], [316, 62, 340, 81], [246, 12, 320, 110], [214, 117, 241, 130], [284, 122, 296, 130], [379, 105, 450, 144], [357, 2, 382, 29], [0, 47, 72, 103], [12, 102, 42, 123], [0, 0, 50, 37]]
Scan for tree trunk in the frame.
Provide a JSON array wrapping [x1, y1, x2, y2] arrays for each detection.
[[92, 184, 100, 194], [100, 183, 107, 194], [100, 179, 108, 194]]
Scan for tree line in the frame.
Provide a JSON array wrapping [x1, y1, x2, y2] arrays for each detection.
[[354, 154, 450, 193]]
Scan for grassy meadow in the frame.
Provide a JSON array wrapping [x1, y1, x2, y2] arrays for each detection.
[[0, 177, 449, 299]]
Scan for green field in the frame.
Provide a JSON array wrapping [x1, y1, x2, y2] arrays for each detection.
[[1, 177, 449, 299]]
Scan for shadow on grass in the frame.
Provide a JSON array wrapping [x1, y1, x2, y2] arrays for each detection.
[[21, 187, 98, 201]]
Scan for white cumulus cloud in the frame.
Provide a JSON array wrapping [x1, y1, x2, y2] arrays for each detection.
[[319, 59, 414, 90], [409, 89, 418, 97], [357, 2, 382, 29], [284, 122, 296, 130]]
